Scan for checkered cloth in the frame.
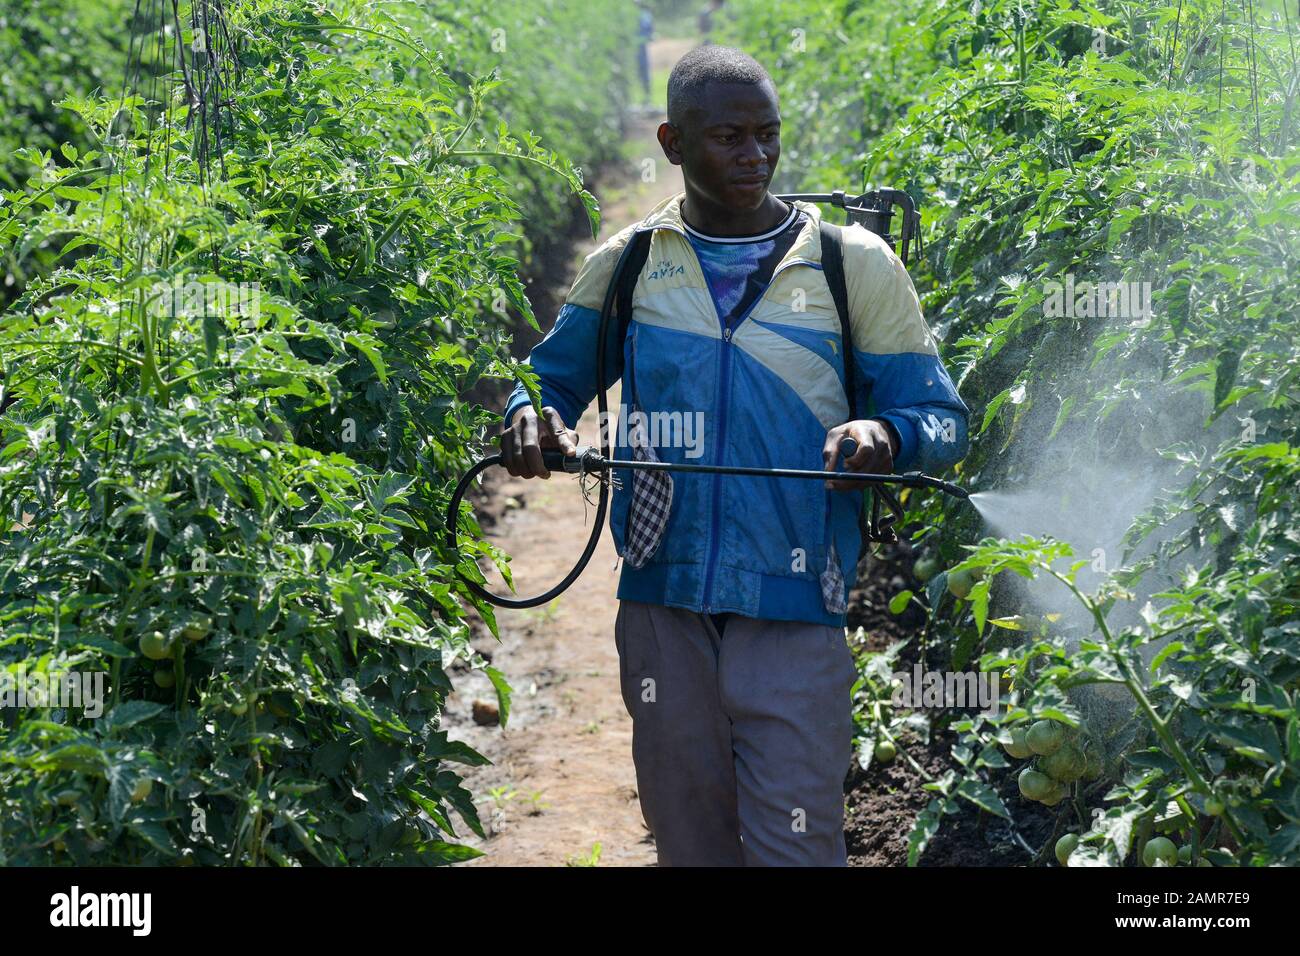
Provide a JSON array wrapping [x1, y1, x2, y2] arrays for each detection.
[[624, 415, 673, 568], [820, 540, 847, 615]]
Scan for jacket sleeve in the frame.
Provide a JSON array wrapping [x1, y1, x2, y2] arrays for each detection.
[[843, 226, 970, 473], [502, 226, 639, 430]]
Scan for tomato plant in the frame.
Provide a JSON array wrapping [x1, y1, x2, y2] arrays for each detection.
[[0, 0, 632, 865], [729, 0, 1300, 865]]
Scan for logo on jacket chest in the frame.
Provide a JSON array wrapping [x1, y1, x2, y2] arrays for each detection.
[[647, 259, 686, 281]]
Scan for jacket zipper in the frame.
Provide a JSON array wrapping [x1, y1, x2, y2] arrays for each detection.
[[697, 254, 817, 612], [642, 215, 821, 612]]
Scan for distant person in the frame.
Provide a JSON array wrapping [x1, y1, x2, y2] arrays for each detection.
[[699, 0, 724, 43], [636, 1, 654, 103]]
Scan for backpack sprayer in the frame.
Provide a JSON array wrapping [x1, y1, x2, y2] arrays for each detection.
[[445, 189, 968, 609]]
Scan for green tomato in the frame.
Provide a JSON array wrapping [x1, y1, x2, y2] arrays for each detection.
[[1055, 833, 1079, 866], [1040, 781, 1070, 807], [1040, 742, 1085, 783], [1018, 768, 1053, 801], [153, 668, 175, 689], [1003, 727, 1033, 759], [1081, 742, 1104, 781], [1204, 797, 1225, 817], [1027, 719, 1065, 756], [1142, 837, 1178, 867], [946, 568, 974, 599], [229, 699, 249, 716], [182, 617, 212, 642], [913, 556, 939, 583], [139, 630, 171, 661], [129, 778, 153, 803], [874, 740, 897, 764], [1177, 845, 1193, 865]]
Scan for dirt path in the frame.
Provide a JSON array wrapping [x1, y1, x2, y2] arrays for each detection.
[[442, 39, 692, 867]]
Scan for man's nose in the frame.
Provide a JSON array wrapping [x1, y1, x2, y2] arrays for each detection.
[[738, 136, 767, 166]]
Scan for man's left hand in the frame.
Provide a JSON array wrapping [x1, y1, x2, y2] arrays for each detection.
[[822, 419, 899, 491]]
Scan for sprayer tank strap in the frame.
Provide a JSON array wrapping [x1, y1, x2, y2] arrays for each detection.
[[817, 221, 857, 421], [816, 221, 883, 559], [614, 228, 654, 388]]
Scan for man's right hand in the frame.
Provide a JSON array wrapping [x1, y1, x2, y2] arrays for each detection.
[[500, 405, 579, 479]]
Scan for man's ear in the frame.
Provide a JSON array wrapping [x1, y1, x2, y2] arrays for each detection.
[[657, 122, 683, 167]]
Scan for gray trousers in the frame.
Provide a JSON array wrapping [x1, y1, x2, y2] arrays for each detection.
[[613, 599, 856, 866]]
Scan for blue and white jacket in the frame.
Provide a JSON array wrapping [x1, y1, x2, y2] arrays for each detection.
[[503, 193, 969, 627]]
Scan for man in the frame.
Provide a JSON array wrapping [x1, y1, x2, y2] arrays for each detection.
[[499, 45, 969, 866], [635, 2, 653, 104], [699, 0, 725, 43]]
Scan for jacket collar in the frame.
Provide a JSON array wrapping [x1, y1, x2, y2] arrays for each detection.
[[636, 190, 825, 265]]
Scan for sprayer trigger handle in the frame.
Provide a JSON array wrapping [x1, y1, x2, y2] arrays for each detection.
[[838, 437, 859, 461], [540, 449, 580, 473], [541, 446, 600, 474]]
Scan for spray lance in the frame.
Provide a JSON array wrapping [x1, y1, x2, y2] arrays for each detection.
[[444, 189, 970, 609]]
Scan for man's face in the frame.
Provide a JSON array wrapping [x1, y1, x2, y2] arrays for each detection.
[[662, 81, 781, 212]]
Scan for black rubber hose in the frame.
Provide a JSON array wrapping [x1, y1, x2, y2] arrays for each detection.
[[442, 451, 607, 609]]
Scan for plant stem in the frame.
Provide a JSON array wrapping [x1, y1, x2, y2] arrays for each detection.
[[1044, 565, 1248, 846]]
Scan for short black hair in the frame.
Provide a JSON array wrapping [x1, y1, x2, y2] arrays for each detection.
[[666, 45, 775, 128]]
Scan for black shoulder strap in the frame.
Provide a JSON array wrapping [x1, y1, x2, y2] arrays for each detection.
[[818, 220, 857, 421], [614, 228, 654, 373], [822, 220, 882, 560]]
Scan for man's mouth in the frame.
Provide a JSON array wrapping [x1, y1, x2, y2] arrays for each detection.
[[734, 176, 769, 190]]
